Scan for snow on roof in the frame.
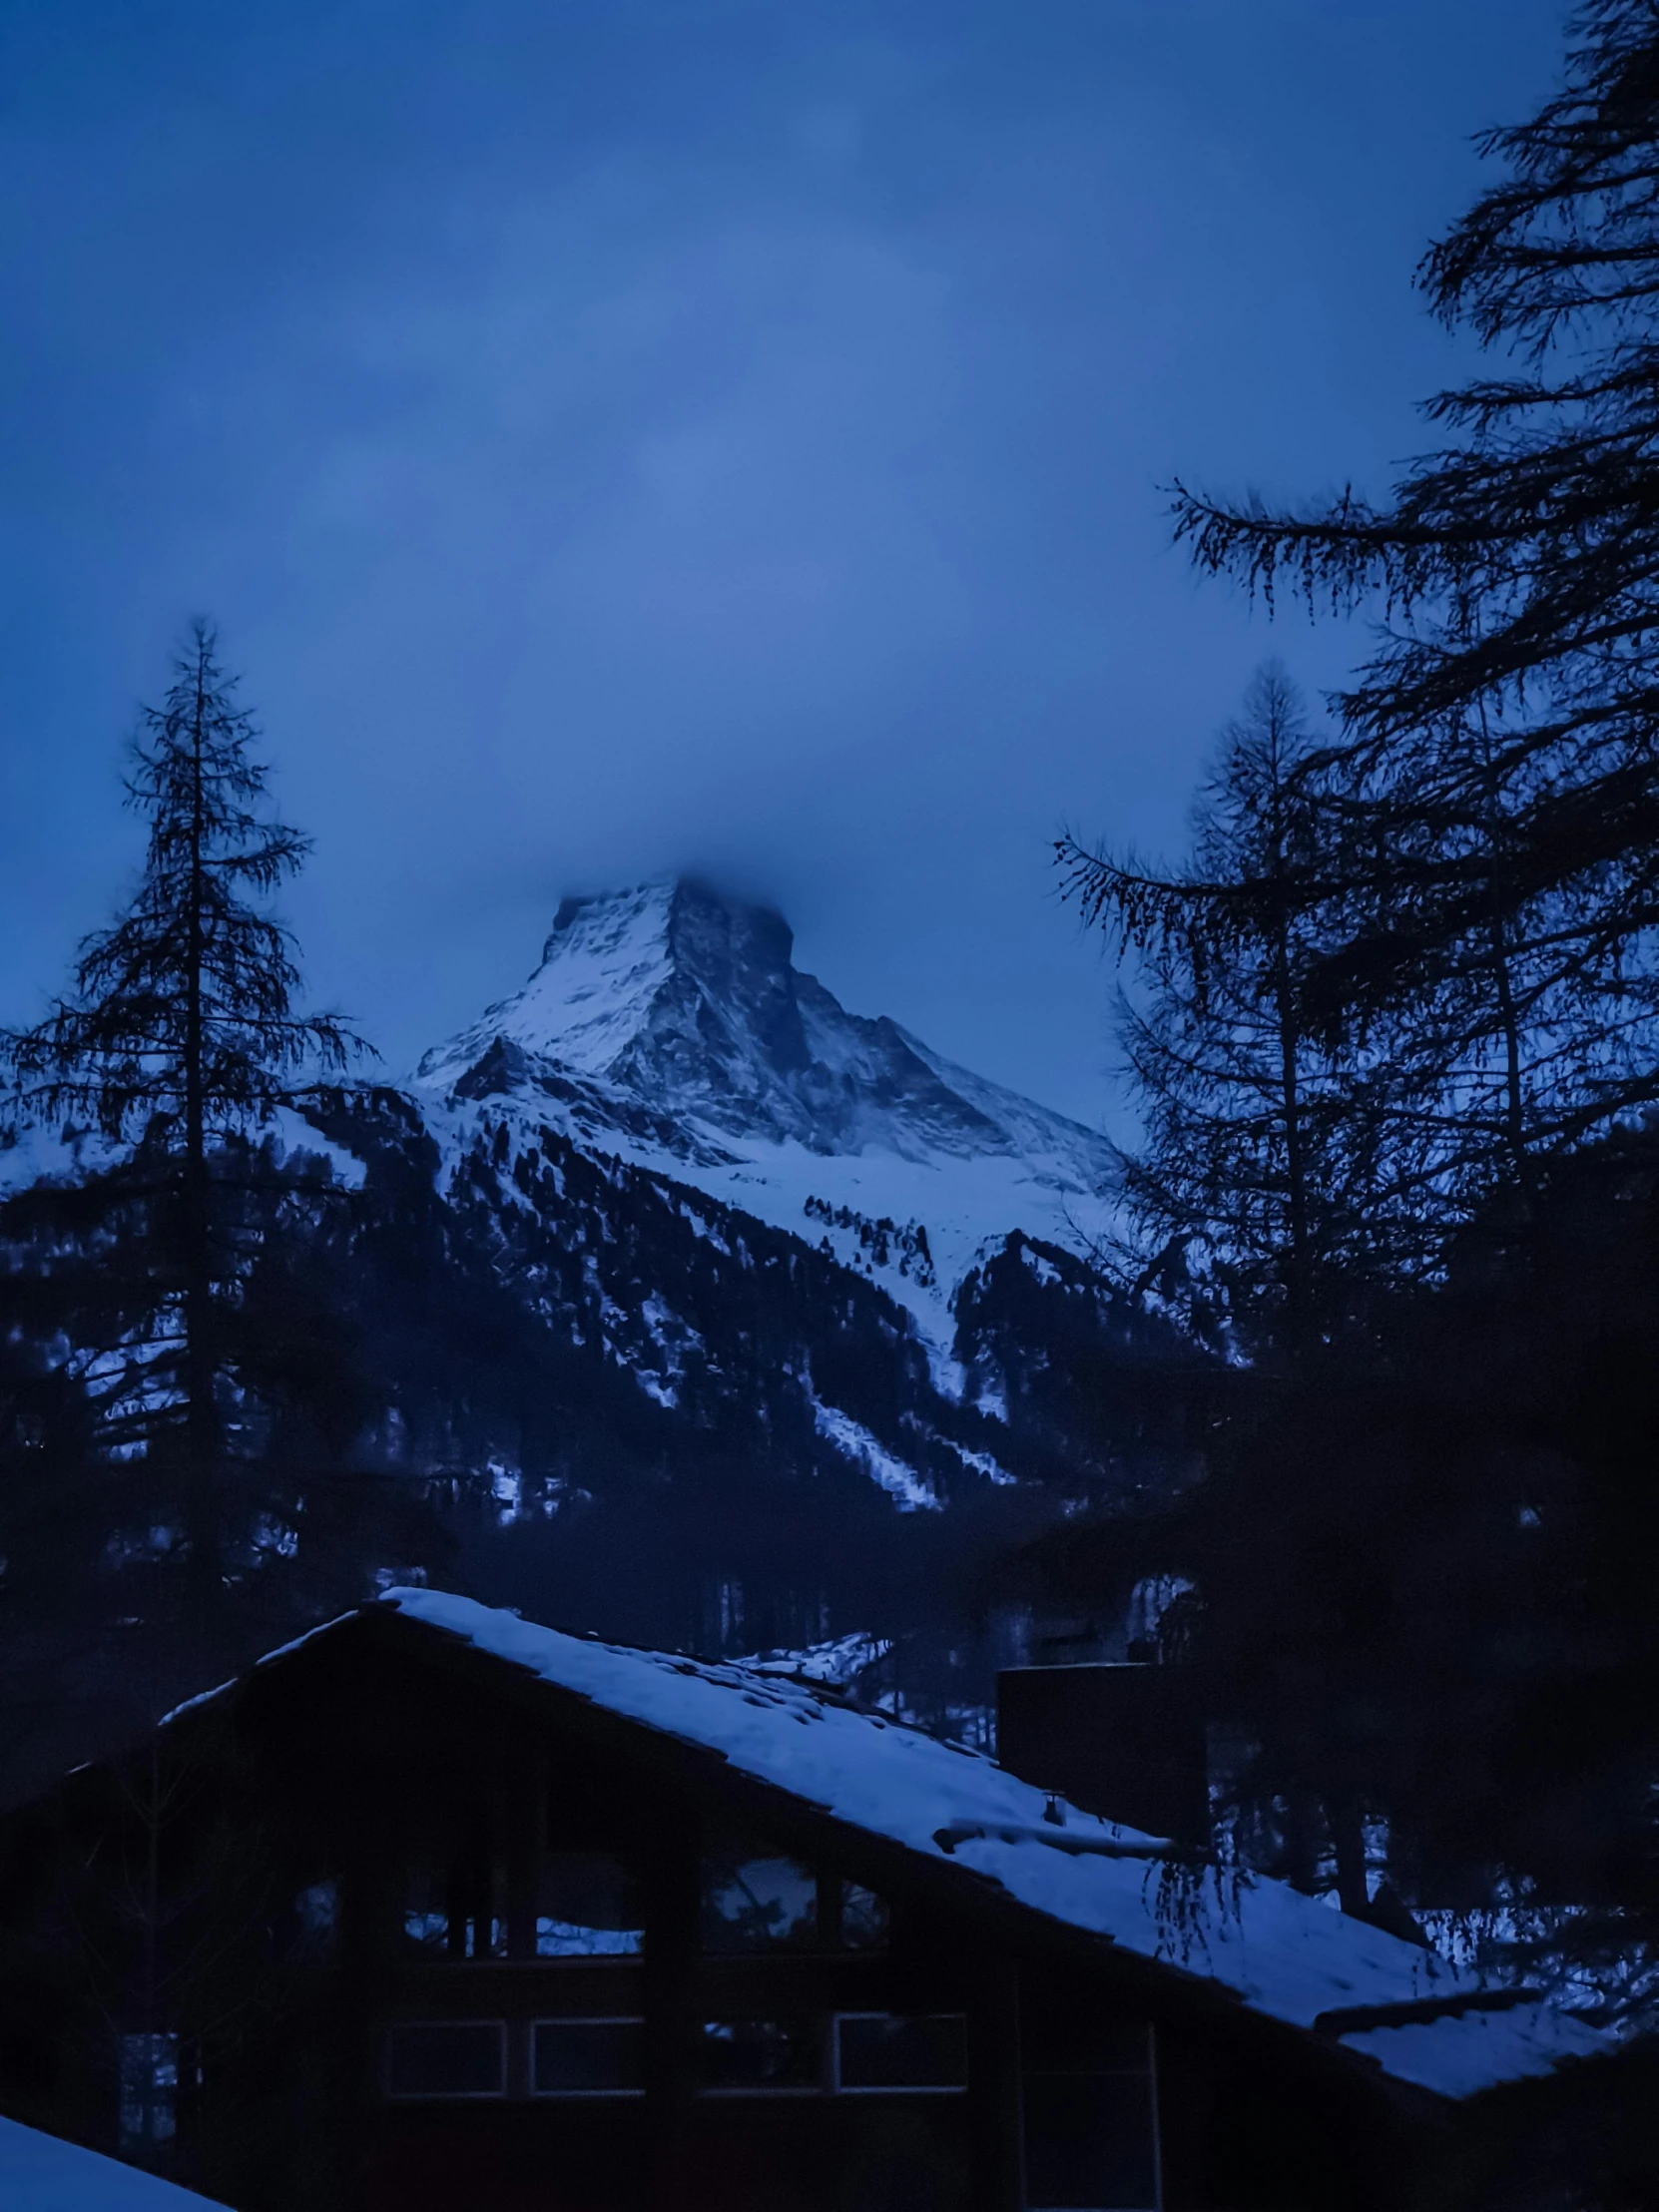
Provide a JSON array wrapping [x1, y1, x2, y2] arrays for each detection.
[[378, 1588, 1608, 2100], [0, 2117, 231, 2210], [157, 1608, 358, 1730], [1339, 2004, 1602, 2100]]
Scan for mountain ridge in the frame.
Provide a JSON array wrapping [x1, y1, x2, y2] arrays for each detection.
[[413, 876, 1120, 1332]]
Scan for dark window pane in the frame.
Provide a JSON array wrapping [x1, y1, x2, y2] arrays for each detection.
[[1023, 2070, 1158, 2210], [533, 2019, 644, 2095], [699, 2018, 821, 2092], [119, 2032, 178, 2150], [402, 1865, 449, 1954], [701, 1849, 817, 1951], [386, 2021, 505, 2098], [536, 1852, 644, 1957], [840, 1882, 889, 1950], [292, 1880, 338, 1963], [836, 2013, 968, 2091], [401, 1863, 505, 1959]]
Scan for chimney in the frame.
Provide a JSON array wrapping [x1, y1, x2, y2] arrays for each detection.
[[995, 1664, 1208, 1846]]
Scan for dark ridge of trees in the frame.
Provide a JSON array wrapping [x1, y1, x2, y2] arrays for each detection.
[[1036, 12, 1659, 2187], [1013, 1126, 1659, 1984]]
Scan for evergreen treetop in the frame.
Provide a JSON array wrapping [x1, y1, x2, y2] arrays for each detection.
[[8, 619, 363, 1141], [1166, 0, 1659, 1141], [3, 620, 373, 1636], [1059, 664, 1426, 1356]]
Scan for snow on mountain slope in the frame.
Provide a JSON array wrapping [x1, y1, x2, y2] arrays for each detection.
[[0, 1105, 364, 1198], [0, 879, 1156, 1539], [414, 877, 1119, 1348]]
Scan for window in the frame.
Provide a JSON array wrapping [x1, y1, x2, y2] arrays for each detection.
[[385, 2020, 506, 2099], [833, 2013, 968, 2093], [119, 2032, 178, 2152], [402, 1860, 506, 1960], [292, 1879, 338, 1963], [536, 1851, 644, 1957], [698, 2018, 821, 2094], [532, 2018, 644, 2097], [839, 1881, 888, 1950], [701, 1841, 817, 1951], [403, 1864, 449, 1953], [1022, 2017, 1159, 2212]]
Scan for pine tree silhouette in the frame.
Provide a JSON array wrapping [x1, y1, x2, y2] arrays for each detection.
[[7, 621, 369, 1629], [1167, 1, 1659, 1157]]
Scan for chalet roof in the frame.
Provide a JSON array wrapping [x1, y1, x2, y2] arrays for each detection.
[[177, 1587, 1612, 2103], [0, 2115, 232, 2209]]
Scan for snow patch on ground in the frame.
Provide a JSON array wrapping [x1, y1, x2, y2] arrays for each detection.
[[943, 1437, 1015, 1486], [0, 1106, 366, 1196], [810, 1395, 939, 1512], [973, 1372, 1009, 1423], [0, 1121, 103, 1195], [266, 1107, 368, 1190]]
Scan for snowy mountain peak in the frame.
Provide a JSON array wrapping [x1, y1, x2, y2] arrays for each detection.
[[423, 875, 1026, 1162], [511, 876, 813, 1101], [415, 876, 1118, 1310]]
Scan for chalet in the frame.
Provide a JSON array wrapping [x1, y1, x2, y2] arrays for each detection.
[[0, 1589, 1603, 2212]]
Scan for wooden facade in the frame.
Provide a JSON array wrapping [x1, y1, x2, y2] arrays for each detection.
[[0, 1605, 1442, 2212]]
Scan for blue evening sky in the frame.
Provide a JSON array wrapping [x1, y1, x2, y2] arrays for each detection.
[[0, 0, 1567, 1130]]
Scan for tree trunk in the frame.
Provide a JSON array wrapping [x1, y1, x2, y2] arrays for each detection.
[[1328, 1796, 1372, 1921], [1476, 706, 1532, 1199], [182, 647, 221, 1633], [1267, 755, 1313, 1361], [1274, 912, 1311, 1345]]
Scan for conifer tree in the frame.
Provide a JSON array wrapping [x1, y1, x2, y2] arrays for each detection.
[[1042, 3, 1659, 2041], [1167, 1, 1659, 1154], [5, 621, 366, 1628], [1058, 665, 1420, 1364]]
